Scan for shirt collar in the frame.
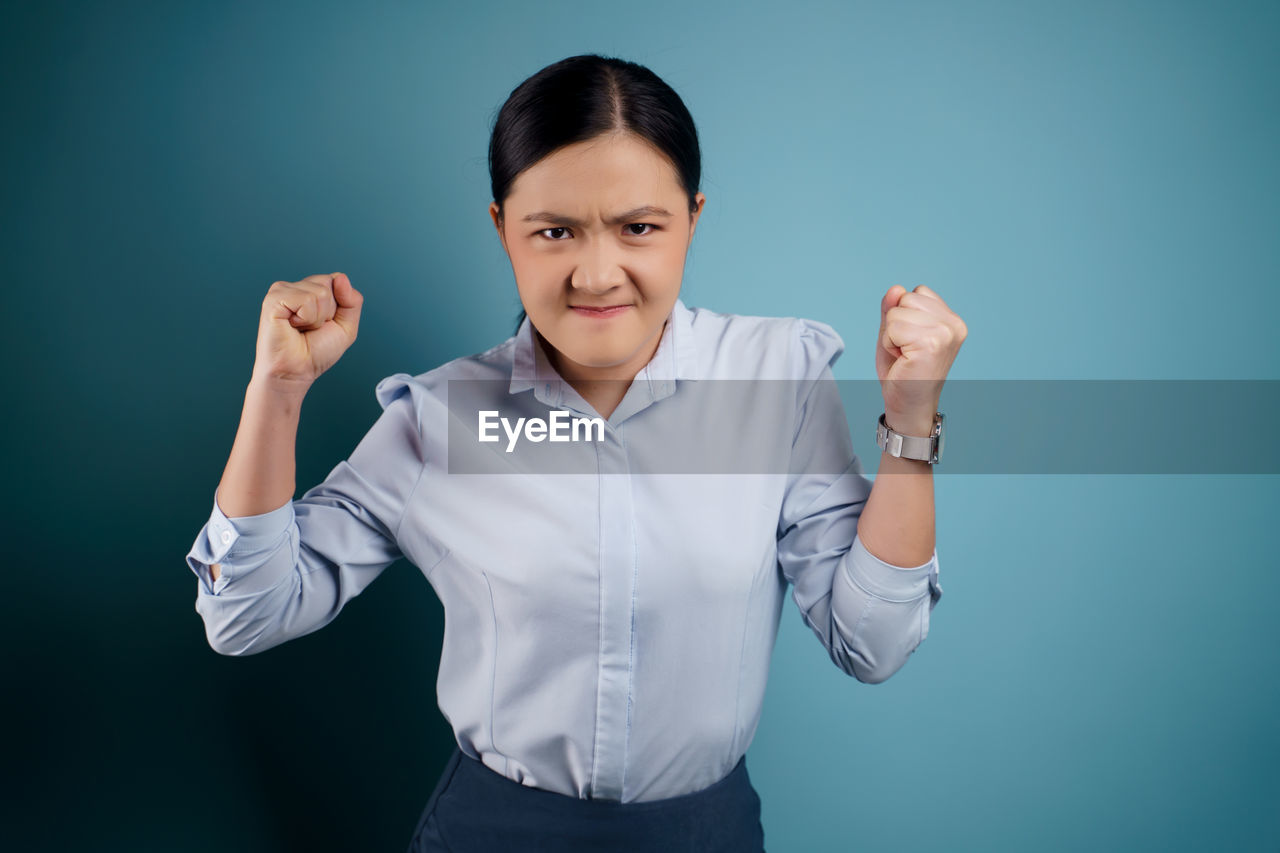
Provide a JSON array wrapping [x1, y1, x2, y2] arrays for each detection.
[[508, 297, 698, 406]]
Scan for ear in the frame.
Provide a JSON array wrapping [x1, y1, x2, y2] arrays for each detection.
[[689, 192, 706, 240], [489, 201, 507, 253]]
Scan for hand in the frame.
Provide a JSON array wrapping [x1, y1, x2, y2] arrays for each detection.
[[875, 284, 967, 434], [251, 272, 364, 392]]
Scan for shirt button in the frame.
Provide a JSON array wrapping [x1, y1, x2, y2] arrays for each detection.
[[220, 530, 232, 545]]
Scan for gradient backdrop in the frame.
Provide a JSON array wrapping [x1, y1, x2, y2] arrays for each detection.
[[3, 1, 1277, 850]]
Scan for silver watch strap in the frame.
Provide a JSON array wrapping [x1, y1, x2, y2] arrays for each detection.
[[877, 412, 943, 464]]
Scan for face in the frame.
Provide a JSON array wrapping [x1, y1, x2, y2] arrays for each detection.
[[489, 131, 705, 383]]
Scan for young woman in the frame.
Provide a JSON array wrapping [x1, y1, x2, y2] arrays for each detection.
[[186, 53, 966, 853]]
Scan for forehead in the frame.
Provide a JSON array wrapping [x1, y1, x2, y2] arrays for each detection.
[[506, 133, 682, 208]]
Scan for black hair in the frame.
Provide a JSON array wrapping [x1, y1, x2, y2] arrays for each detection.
[[488, 53, 703, 337]]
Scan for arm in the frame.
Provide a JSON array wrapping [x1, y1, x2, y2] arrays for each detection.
[[856, 410, 937, 570], [776, 320, 943, 684], [185, 373, 426, 656], [207, 378, 307, 582]]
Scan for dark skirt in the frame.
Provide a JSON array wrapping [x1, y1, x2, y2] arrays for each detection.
[[406, 745, 767, 852]]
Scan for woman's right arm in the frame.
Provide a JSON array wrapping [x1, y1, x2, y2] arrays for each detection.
[[185, 272, 426, 657], [206, 270, 355, 579], [208, 378, 306, 582], [186, 369, 424, 657]]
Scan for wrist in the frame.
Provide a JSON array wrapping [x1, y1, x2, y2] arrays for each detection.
[[248, 372, 313, 403]]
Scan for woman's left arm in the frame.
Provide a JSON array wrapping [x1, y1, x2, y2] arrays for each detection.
[[776, 286, 966, 684], [856, 440, 936, 568], [858, 284, 967, 568]]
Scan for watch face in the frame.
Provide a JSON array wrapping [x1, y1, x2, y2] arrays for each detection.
[[935, 413, 946, 463]]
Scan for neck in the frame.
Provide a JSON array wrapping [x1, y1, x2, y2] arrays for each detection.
[[537, 320, 667, 419], [541, 321, 666, 384]]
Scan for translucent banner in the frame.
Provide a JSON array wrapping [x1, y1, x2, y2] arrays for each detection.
[[442, 379, 1280, 475]]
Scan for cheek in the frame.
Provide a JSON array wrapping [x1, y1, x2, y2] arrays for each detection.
[[638, 248, 686, 294], [654, 237, 689, 270], [510, 251, 558, 294]]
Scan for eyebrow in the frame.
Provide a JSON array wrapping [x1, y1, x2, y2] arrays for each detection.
[[520, 205, 675, 228]]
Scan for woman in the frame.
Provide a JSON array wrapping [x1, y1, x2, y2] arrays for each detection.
[[186, 53, 965, 852]]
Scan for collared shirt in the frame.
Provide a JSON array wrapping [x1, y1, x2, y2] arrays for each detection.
[[185, 296, 943, 803]]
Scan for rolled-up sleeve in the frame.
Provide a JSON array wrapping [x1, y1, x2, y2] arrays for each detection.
[[775, 319, 944, 684], [185, 373, 428, 656]]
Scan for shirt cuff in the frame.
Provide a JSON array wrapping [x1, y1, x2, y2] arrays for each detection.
[[185, 489, 295, 596], [846, 532, 939, 603]]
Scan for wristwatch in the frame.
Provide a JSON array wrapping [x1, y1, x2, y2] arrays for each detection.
[[876, 412, 945, 465]]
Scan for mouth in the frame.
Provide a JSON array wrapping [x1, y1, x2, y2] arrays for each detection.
[[569, 304, 632, 319]]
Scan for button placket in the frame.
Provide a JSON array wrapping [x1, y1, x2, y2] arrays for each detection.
[[589, 427, 637, 800]]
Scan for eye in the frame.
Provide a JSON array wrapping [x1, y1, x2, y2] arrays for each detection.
[[626, 223, 658, 236], [539, 227, 571, 241]]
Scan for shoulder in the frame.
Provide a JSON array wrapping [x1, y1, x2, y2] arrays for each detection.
[[684, 302, 845, 380]]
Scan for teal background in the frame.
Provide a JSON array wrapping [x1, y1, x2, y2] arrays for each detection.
[[3, 0, 1277, 850]]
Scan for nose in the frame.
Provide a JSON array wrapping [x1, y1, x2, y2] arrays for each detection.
[[570, 238, 625, 295]]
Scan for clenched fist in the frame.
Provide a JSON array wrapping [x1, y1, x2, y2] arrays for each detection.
[[252, 272, 363, 391], [875, 284, 967, 435]]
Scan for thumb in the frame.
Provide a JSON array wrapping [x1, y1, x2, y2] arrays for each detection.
[[331, 272, 363, 327]]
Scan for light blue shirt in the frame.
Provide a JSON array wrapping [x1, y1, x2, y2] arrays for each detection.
[[186, 296, 943, 803]]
